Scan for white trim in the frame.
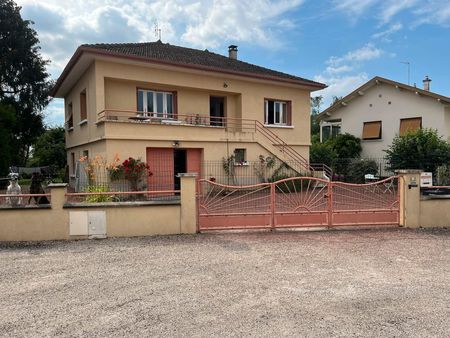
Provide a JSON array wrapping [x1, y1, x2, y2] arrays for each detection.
[[79, 119, 88, 126], [263, 124, 294, 129], [138, 89, 174, 119]]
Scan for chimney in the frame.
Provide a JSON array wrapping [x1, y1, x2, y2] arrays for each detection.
[[228, 45, 238, 60], [423, 75, 431, 91]]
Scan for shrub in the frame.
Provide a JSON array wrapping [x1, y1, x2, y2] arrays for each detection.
[[436, 165, 450, 186], [385, 128, 450, 174], [346, 159, 378, 183], [108, 156, 151, 191], [310, 141, 336, 167]]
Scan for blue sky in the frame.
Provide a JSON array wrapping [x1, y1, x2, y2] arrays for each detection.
[[16, 0, 450, 126]]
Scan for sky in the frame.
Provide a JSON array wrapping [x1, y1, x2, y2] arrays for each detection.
[[16, 0, 450, 126]]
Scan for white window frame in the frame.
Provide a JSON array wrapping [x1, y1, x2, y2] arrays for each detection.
[[320, 121, 342, 142], [265, 100, 288, 126], [138, 89, 174, 119]]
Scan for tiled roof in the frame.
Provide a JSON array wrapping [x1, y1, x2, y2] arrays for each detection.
[[81, 40, 325, 88]]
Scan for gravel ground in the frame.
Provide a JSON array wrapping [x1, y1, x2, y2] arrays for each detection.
[[1, 228, 450, 337]]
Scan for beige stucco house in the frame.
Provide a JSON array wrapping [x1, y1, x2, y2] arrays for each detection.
[[52, 41, 326, 189], [318, 76, 450, 159]]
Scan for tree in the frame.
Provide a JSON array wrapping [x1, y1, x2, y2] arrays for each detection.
[[0, 0, 52, 173], [331, 133, 362, 175], [385, 128, 450, 174], [0, 103, 16, 175], [310, 95, 323, 136], [29, 127, 66, 170]]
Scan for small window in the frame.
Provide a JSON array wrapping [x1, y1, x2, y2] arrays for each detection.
[[362, 121, 382, 140], [234, 149, 246, 164], [264, 99, 291, 126], [80, 89, 87, 122], [82, 150, 89, 159], [399, 117, 422, 136], [67, 103, 73, 129]]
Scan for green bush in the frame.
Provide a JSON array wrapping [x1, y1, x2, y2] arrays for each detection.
[[310, 141, 336, 167], [436, 165, 450, 186], [346, 159, 378, 183], [385, 128, 450, 174]]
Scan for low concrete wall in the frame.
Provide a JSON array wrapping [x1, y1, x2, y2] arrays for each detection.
[[419, 198, 450, 228], [0, 175, 197, 242]]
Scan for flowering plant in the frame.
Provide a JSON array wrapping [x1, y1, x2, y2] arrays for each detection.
[[108, 155, 152, 191]]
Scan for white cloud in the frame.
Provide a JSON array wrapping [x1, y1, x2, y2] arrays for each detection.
[[372, 23, 403, 41], [332, 0, 377, 18], [313, 73, 369, 106], [379, 0, 419, 24], [327, 43, 384, 66], [332, 0, 450, 26]]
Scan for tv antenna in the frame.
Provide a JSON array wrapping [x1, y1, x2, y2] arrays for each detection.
[[400, 61, 410, 85], [154, 22, 162, 41]]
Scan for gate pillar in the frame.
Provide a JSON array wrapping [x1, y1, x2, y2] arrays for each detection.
[[179, 173, 198, 234], [396, 170, 422, 228]]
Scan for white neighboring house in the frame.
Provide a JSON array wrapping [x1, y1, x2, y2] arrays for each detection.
[[317, 76, 450, 159]]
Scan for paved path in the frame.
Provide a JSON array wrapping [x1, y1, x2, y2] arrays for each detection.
[[1, 228, 450, 337]]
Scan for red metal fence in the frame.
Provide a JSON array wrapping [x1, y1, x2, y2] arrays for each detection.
[[198, 176, 400, 231]]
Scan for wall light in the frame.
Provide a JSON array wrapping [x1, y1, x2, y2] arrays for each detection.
[[223, 82, 229, 88], [172, 140, 180, 147]]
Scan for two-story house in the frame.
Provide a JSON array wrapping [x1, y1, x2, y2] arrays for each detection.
[[317, 76, 450, 159], [51, 41, 326, 190]]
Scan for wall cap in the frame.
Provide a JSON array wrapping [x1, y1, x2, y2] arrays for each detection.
[[177, 173, 198, 178], [395, 169, 423, 174], [48, 183, 68, 188]]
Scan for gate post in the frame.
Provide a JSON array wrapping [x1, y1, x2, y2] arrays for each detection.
[[270, 183, 275, 230], [327, 181, 333, 227], [179, 173, 198, 234], [396, 170, 422, 228]]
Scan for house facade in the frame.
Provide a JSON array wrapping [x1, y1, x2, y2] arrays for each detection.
[[317, 76, 450, 159], [52, 41, 326, 189]]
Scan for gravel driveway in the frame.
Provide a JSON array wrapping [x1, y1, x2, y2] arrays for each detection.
[[1, 228, 450, 337]]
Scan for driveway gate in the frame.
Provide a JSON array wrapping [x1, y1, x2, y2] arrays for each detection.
[[197, 176, 400, 231]]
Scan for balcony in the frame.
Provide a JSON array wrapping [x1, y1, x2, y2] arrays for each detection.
[[97, 109, 256, 132]]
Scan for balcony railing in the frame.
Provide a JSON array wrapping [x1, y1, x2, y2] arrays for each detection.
[[97, 109, 257, 132]]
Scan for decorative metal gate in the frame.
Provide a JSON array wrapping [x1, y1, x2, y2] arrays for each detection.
[[197, 176, 400, 231]]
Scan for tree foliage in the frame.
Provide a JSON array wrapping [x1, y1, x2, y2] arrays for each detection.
[[310, 95, 323, 136], [0, 0, 52, 174], [385, 128, 450, 173], [29, 127, 66, 169]]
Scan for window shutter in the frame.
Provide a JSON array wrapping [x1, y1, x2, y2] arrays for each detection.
[[399, 117, 421, 136], [362, 121, 382, 139], [287, 101, 292, 126]]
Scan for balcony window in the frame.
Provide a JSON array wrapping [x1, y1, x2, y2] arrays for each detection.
[[137, 89, 175, 119], [264, 99, 291, 126]]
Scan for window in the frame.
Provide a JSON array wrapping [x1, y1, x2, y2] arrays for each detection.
[[264, 99, 291, 126], [399, 117, 422, 136], [137, 89, 175, 118], [82, 150, 89, 159], [80, 89, 87, 122], [70, 152, 75, 175], [362, 121, 382, 140], [234, 149, 246, 164], [67, 103, 73, 130], [321, 120, 341, 142]]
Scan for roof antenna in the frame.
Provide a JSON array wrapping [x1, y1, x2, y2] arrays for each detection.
[[400, 61, 410, 85], [154, 22, 162, 41]]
